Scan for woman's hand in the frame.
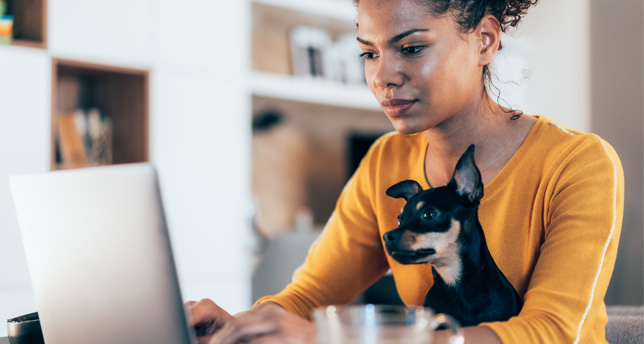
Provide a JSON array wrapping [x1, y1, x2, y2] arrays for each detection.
[[209, 302, 316, 344], [185, 299, 234, 344]]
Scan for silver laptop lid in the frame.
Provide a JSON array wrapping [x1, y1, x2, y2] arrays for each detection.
[[10, 163, 194, 344]]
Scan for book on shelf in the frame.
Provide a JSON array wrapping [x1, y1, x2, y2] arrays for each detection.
[[56, 111, 87, 169], [55, 108, 113, 169], [289, 25, 365, 85], [0, 0, 11, 44], [0, 15, 12, 44], [328, 33, 365, 84], [290, 26, 330, 78]]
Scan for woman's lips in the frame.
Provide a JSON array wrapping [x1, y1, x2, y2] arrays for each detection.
[[381, 99, 417, 117]]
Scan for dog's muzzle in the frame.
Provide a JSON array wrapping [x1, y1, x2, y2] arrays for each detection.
[[383, 229, 436, 264]]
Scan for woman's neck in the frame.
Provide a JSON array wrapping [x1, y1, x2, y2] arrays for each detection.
[[423, 99, 536, 187]]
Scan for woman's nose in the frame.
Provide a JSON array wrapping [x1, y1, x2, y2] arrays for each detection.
[[370, 56, 404, 89]]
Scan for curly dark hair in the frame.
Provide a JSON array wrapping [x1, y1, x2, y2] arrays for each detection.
[[412, 0, 537, 33], [354, 0, 537, 32], [355, 0, 539, 119]]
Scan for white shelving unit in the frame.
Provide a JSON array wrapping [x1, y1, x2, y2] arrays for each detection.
[[248, 0, 391, 229], [250, 72, 379, 111], [253, 0, 357, 23], [250, 0, 378, 112]]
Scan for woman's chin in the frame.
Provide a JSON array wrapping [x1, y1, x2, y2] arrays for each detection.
[[390, 121, 423, 136]]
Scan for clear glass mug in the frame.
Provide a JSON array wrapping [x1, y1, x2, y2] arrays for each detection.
[[313, 304, 464, 344]]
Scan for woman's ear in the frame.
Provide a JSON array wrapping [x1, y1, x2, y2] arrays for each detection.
[[477, 15, 501, 66]]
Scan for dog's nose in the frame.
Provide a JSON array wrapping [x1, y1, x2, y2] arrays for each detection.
[[383, 230, 400, 243]]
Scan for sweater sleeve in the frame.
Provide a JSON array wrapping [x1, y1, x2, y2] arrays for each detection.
[[255, 140, 390, 320], [481, 135, 625, 343]]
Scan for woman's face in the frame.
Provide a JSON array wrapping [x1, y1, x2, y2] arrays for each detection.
[[357, 0, 486, 135]]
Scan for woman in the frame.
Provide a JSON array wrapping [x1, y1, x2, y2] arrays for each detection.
[[188, 0, 624, 343]]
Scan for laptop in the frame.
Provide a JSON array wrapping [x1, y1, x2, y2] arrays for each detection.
[[10, 163, 195, 344]]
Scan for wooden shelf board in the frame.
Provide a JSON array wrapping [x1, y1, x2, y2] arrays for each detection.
[[54, 58, 148, 76], [253, 0, 357, 25], [250, 71, 380, 111], [7, 39, 46, 49]]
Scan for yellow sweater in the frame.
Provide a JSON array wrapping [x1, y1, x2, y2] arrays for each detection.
[[256, 116, 624, 343]]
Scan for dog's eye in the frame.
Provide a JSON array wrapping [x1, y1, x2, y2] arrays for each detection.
[[423, 209, 438, 220], [397, 217, 401, 226]]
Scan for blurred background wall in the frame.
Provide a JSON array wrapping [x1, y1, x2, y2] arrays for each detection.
[[590, 0, 643, 305]]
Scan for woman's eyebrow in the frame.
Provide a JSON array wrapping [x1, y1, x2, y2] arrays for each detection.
[[356, 28, 430, 46]]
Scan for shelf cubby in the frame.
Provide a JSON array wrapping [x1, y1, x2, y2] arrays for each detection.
[[5, 0, 47, 49], [51, 58, 149, 170]]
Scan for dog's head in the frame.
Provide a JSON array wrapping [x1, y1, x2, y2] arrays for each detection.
[[383, 145, 483, 266]]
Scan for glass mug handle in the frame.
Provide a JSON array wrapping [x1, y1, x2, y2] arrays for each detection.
[[432, 313, 464, 344]]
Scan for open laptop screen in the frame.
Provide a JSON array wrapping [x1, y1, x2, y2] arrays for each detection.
[[10, 163, 194, 344]]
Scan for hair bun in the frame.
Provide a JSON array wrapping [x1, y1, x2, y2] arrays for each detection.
[[500, 0, 539, 30]]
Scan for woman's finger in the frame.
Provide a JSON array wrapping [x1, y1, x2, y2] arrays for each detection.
[[187, 299, 215, 324], [209, 303, 316, 344], [209, 317, 279, 344], [183, 298, 235, 344]]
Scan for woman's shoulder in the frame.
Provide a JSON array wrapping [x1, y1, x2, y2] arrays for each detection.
[[528, 116, 622, 170]]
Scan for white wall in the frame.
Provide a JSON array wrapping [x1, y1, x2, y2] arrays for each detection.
[[590, 0, 643, 305], [0, 0, 253, 336], [150, 0, 253, 312], [0, 45, 51, 333], [48, 0, 154, 69], [491, 0, 591, 131]]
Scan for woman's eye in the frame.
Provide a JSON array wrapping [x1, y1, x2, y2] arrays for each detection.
[[423, 209, 437, 220], [359, 51, 378, 60], [402, 46, 425, 55]]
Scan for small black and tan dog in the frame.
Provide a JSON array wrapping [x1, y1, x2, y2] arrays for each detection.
[[383, 145, 522, 327]]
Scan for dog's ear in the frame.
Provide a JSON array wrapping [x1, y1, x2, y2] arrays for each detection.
[[448, 145, 483, 205], [386, 180, 422, 201]]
